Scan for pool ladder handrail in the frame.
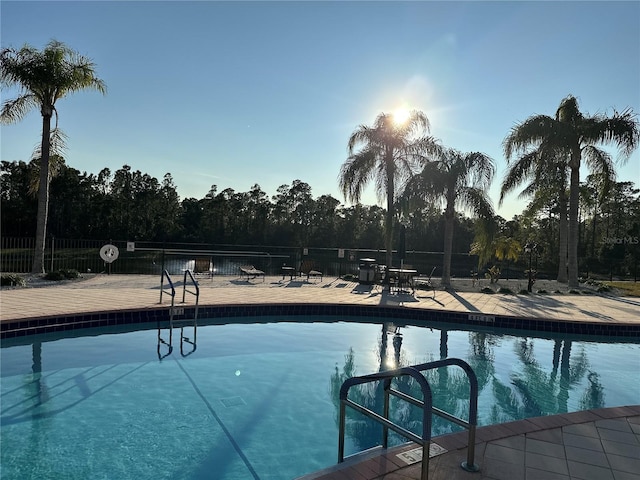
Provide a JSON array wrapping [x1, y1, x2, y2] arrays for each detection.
[[179, 270, 199, 357], [157, 269, 199, 359], [159, 269, 176, 309], [338, 358, 479, 480]]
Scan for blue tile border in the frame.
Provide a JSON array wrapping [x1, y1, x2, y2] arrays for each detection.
[[1, 303, 639, 340]]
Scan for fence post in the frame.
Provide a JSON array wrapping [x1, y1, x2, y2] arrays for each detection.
[[50, 236, 55, 273]]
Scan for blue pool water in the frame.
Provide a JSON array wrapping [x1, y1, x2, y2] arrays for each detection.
[[1, 316, 639, 480]]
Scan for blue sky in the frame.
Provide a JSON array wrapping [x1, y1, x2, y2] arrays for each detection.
[[2, 1, 639, 220]]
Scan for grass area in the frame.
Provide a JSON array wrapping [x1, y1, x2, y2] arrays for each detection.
[[605, 281, 640, 297]]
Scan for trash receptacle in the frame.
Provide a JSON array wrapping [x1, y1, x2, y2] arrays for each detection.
[[359, 258, 377, 284]]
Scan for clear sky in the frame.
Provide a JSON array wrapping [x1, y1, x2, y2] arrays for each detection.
[[2, 1, 639, 220]]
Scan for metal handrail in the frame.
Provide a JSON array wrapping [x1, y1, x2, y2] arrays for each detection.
[[182, 269, 200, 318], [399, 358, 479, 473], [339, 367, 433, 480], [180, 326, 197, 357], [157, 269, 199, 360], [159, 269, 176, 308], [338, 358, 480, 480], [180, 269, 199, 357]]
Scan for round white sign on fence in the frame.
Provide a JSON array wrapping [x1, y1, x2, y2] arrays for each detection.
[[100, 244, 119, 263]]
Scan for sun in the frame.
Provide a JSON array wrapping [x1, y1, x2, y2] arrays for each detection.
[[392, 107, 411, 125]]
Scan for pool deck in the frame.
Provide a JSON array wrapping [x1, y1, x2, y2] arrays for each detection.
[[1, 273, 639, 480]]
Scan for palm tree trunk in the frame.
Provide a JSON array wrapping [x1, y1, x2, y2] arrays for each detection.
[[557, 192, 568, 283], [557, 340, 572, 413], [442, 210, 454, 287], [384, 159, 395, 281], [591, 208, 598, 258], [32, 114, 52, 274], [439, 329, 448, 359], [568, 159, 581, 288]]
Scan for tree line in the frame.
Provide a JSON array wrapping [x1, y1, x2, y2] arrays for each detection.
[[2, 158, 638, 279], [0, 160, 476, 251]]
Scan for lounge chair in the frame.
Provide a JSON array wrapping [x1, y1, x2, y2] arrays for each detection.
[[194, 257, 213, 277], [239, 265, 265, 282], [300, 260, 323, 282], [413, 266, 436, 298]]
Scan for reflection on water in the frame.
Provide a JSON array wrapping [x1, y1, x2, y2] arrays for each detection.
[[1, 319, 637, 480], [332, 326, 629, 455], [157, 321, 198, 360]]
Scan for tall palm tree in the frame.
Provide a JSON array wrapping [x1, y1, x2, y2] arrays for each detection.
[[339, 111, 438, 276], [504, 95, 638, 288], [500, 149, 571, 282], [405, 148, 495, 287], [1, 40, 106, 273]]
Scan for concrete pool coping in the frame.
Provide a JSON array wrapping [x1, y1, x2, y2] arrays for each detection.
[[1, 273, 639, 328], [1, 273, 639, 480]]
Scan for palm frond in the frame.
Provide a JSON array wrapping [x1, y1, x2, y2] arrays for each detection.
[[0, 94, 38, 124], [581, 145, 615, 194], [499, 150, 538, 204], [580, 110, 640, 161], [503, 114, 556, 159], [31, 127, 68, 160], [457, 187, 495, 220], [463, 151, 495, 190], [338, 149, 378, 203]]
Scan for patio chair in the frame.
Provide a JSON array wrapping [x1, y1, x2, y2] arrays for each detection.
[[239, 265, 265, 282], [413, 266, 436, 299], [300, 260, 323, 282], [194, 257, 213, 278]]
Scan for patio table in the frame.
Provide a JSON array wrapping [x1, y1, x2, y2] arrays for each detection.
[[388, 268, 417, 294]]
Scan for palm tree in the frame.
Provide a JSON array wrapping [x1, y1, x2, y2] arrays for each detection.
[[1, 40, 106, 273], [405, 148, 495, 287], [504, 95, 639, 288], [500, 149, 570, 282], [339, 110, 438, 276]]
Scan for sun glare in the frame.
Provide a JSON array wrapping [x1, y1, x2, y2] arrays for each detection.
[[392, 107, 411, 125]]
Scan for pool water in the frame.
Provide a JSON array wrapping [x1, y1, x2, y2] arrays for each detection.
[[1, 317, 639, 480]]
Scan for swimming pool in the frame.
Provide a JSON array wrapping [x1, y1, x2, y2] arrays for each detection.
[[1, 316, 639, 480]]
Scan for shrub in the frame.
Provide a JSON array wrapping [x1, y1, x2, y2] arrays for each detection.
[[537, 289, 548, 295], [480, 287, 495, 294], [568, 289, 581, 294], [498, 287, 514, 294], [553, 290, 563, 294], [45, 269, 80, 281], [485, 265, 500, 284], [0, 273, 26, 287], [518, 289, 530, 295], [597, 285, 611, 293]]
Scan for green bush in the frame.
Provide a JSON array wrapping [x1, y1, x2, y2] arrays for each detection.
[[537, 289, 548, 294], [568, 289, 581, 294], [480, 287, 495, 294], [45, 269, 80, 281], [1, 273, 26, 287], [518, 289, 530, 295], [485, 265, 500, 284], [498, 287, 514, 294]]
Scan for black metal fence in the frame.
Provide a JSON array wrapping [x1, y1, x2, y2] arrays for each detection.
[[1, 237, 481, 279]]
